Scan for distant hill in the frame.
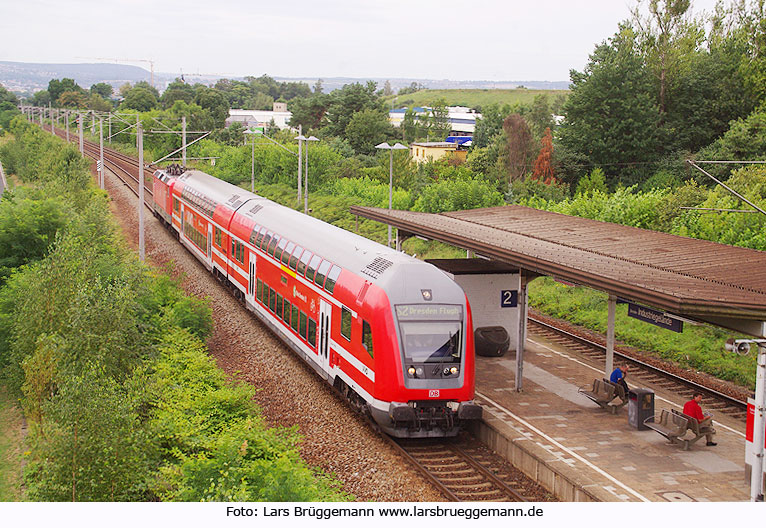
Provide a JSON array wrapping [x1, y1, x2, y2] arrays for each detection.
[[383, 88, 570, 110], [272, 77, 569, 94], [0, 61, 570, 97], [0, 61, 151, 95]]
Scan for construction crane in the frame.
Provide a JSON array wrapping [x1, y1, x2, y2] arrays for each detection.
[[78, 57, 155, 88]]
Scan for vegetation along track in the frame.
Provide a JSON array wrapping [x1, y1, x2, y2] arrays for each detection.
[[528, 316, 749, 420], [52, 126, 154, 200], [385, 434, 554, 502]]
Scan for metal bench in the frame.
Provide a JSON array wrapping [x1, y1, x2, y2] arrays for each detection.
[[644, 409, 690, 449], [672, 409, 716, 448], [578, 378, 628, 414]]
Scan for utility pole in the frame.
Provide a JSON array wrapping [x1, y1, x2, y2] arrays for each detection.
[[39, 107, 43, 127], [108, 114, 111, 144], [65, 111, 69, 142], [138, 118, 145, 262], [49, 103, 54, 135], [99, 118, 104, 189], [91, 111, 95, 135], [297, 125, 302, 202], [78, 114, 84, 154], [182, 116, 187, 166]]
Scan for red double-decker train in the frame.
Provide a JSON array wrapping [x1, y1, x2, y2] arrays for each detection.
[[152, 167, 481, 437]]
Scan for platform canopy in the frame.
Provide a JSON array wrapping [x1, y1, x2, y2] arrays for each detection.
[[351, 204, 766, 336]]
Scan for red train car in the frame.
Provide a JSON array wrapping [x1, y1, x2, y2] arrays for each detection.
[[152, 168, 481, 438]]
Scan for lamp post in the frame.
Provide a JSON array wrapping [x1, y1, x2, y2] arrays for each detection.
[[243, 128, 261, 193], [375, 141, 408, 247], [303, 136, 319, 215]]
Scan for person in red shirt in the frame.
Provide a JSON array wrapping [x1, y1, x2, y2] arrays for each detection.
[[683, 392, 716, 446]]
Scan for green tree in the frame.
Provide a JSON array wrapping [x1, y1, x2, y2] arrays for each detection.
[[25, 366, 154, 501], [575, 167, 609, 195], [473, 103, 510, 148], [558, 25, 661, 186], [121, 86, 158, 112], [160, 79, 195, 108], [288, 94, 329, 131], [48, 78, 83, 104], [89, 83, 113, 99], [59, 91, 89, 109], [0, 84, 18, 106], [323, 81, 384, 138], [344, 109, 395, 155], [194, 86, 229, 127], [0, 194, 70, 281]]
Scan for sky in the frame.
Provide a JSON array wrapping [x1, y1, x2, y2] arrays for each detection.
[[0, 0, 723, 82]]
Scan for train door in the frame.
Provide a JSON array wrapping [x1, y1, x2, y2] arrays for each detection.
[[247, 250, 256, 304], [207, 224, 212, 263], [318, 299, 332, 373]]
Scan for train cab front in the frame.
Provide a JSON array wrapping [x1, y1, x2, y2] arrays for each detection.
[[375, 301, 482, 438]]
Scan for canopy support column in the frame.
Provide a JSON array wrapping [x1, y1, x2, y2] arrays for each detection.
[[605, 294, 616, 377]]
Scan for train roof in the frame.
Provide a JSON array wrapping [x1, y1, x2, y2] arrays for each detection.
[[170, 168, 452, 291]]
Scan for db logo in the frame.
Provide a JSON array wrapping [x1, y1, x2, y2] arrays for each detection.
[[428, 390, 440, 398]]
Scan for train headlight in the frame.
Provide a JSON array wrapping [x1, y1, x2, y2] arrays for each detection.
[[415, 367, 424, 377], [450, 366, 458, 375], [443, 367, 451, 376], [407, 367, 416, 377]]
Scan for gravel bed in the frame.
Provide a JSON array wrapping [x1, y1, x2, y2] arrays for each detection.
[[101, 168, 445, 502]]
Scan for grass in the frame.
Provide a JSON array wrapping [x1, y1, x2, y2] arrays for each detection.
[[0, 385, 25, 501], [384, 88, 570, 109]]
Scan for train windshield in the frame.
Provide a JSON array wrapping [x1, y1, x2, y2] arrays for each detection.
[[396, 304, 463, 364], [400, 321, 462, 363]]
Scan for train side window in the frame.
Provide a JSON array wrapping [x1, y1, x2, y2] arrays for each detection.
[[255, 227, 266, 247], [267, 235, 279, 257], [283, 300, 291, 325], [325, 265, 341, 294], [276, 293, 283, 319], [173, 197, 180, 213], [269, 287, 276, 312], [260, 232, 272, 251], [306, 255, 321, 282], [289, 246, 303, 270], [214, 227, 221, 247], [315, 260, 331, 288], [249, 225, 260, 245], [264, 284, 270, 306], [257, 279, 263, 303], [275, 238, 287, 262], [308, 318, 317, 347], [340, 307, 352, 341], [299, 311, 308, 340], [362, 320, 373, 358], [291, 305, 299, 332], [282, 242, 295, 266], [297, 251, 312, 276]]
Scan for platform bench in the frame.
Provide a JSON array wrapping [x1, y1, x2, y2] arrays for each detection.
[[578, 378, 628, 414], [672, 409, 716, 448], [644, 409, 690, 449]]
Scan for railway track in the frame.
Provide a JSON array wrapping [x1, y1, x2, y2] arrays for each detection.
[[528, 316, 749, 420], [382, 434, 553, 502], [52, 126, 154, 201]]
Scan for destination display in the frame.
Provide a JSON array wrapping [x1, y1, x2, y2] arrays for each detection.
[[396, 304, 462, 321], [627, 303, 683, 333]]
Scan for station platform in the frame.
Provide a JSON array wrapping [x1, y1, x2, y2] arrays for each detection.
[[469, 329, 751, 502]]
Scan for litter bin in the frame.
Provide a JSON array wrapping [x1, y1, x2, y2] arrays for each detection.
[[628, 388, 655, 430]]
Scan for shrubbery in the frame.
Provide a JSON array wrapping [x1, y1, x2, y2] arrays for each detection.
[[0, 120, 348, 501]]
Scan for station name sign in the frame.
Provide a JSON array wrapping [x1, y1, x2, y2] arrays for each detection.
[[627, 303, 683, 333], [396, 304, 462, 321]]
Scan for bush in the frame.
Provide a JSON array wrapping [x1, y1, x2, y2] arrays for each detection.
[[413, 177, 504, 213]]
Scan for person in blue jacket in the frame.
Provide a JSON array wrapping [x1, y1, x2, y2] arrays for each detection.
[[610, 365, 630, 395]]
